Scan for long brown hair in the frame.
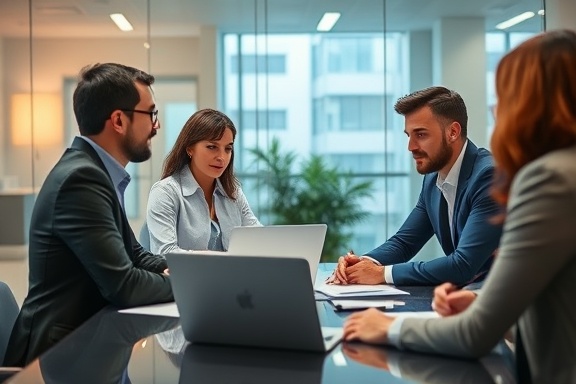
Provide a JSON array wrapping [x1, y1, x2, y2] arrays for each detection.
[[161, 108, 239, 199], [491, 29, 576, 206]]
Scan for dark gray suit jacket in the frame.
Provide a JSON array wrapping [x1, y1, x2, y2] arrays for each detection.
[[4, 137, 173, 367]]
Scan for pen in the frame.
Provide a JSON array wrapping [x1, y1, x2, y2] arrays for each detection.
[[325, 249, 355, 284]]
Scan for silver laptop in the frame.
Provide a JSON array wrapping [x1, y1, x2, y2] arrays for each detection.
[[166, 253, 342, 353], [227, 224, 327, 282]]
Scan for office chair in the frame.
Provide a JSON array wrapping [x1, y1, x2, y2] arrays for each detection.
[[0, 281, 22, 379]]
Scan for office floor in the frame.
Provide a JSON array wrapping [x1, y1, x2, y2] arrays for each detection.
[[0, 246, 29, 306]]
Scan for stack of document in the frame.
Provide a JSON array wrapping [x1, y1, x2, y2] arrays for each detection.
[[330, 299, 405, 311], [314, 282, 409, 298], [314, 282, 410, 311]]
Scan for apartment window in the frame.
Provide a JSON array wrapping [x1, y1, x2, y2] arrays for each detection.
[[326, 37, 373, 73], [340, 96, 382, 131], [486, 32, 537, 139], [230, 54, 286, 74], [326, 153, 396, 175], [230, 110, 287, 131]]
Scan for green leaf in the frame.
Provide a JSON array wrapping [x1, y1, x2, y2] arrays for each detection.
[[249, 138, 374, 261]]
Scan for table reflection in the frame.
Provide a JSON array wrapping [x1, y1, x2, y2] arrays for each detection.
[[7, 308, 179, 384], [7, 301, 515, 384], [154, 325, 188, 370], [342, 342, 515, 384], [180, 343, 325, 384]]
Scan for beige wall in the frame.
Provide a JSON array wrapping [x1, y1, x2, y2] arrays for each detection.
[[1, 35, 205, 189], [0, 32, 218, 303]]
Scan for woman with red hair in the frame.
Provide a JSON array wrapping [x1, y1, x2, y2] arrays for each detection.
[[343, 29, 576, 383]]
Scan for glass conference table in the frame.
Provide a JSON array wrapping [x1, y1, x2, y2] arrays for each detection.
[[6, 264, 515, 384]]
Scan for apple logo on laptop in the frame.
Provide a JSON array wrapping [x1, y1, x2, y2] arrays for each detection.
[[237, 289, 254, 309]]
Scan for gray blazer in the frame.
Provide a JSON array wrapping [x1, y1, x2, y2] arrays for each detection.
[[397, 145, 576, 382]]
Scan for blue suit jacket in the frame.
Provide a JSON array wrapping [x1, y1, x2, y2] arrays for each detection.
[[365, 141, 502, 285]]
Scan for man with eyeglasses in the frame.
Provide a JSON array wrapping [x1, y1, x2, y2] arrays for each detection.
[[4, 63, 173, 367]]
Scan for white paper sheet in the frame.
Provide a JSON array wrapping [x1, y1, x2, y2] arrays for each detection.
[[314, 282, 409, 298], [118, 302, 180, 318], [386, 311, 439, 319], [330, 299, 404, 310]]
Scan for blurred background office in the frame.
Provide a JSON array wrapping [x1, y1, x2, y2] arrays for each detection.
[[2, 0, 573, 308]]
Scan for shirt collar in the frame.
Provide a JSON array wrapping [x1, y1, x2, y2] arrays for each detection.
[[178, 166, 227, 198], [437, 140, 468, 190], [77, 136, 131, 193]]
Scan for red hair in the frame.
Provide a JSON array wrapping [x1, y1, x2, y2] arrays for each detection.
[[491, 30, 576, 206]]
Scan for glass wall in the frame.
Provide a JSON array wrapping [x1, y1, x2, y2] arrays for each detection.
[[0, 0, 545, 261], [220, 0, 545, 260], [0, 2, 32, 256], [222, 31, 409, 258], [486, 31, 542, 139]]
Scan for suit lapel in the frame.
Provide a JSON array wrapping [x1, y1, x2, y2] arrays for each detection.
[[71, 137, 134, 252], [451, 141, 479, 245]]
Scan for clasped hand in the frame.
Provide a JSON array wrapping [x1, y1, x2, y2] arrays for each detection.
[[326, 252, 385, 285], [431, 282, 477, 316]]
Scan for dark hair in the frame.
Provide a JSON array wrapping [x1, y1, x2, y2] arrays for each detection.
[[394, 86, 468, 137], [491, 29, 576, 206], [73, 63, 155, 135], [162, 108, 240, 199]]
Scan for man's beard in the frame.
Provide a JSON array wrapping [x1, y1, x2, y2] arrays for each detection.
[[413, 136, 453, 175], [123, 126, 154, 163]]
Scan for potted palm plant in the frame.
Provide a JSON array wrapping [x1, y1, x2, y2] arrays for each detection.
[[249, 138, 374, 262]]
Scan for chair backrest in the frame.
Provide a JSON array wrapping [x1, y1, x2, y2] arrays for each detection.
[[139, 221, 151, 252], [0, 281, 19, 365]]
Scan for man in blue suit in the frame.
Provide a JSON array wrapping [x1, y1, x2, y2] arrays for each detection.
[[329, 86, 502, 286]]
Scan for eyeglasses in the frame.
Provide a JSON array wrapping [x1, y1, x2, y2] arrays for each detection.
[[121, 109, 159, 126]]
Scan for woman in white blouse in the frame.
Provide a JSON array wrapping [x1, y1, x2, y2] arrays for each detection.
[[147, 108, 260, 255]]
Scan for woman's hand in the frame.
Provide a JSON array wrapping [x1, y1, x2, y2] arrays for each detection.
[[432, 282, 477, 317], [343, 308, 394, 344]]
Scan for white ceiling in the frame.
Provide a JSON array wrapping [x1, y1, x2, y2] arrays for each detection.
[[0, 0, 545, 39]]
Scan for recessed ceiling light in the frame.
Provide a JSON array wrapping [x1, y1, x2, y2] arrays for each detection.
[[110, 13, 134, 32], [495, 11, 535, 30], [317, 12, 341, 32], [35, 5, 83, 16]]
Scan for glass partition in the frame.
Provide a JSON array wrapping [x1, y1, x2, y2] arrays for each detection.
[[0, 0, 546, 261], [1, 2, 32, 193], [222, 0, 545, 260], [0, 1, 32, 254], [222, 8, 409, 259]]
